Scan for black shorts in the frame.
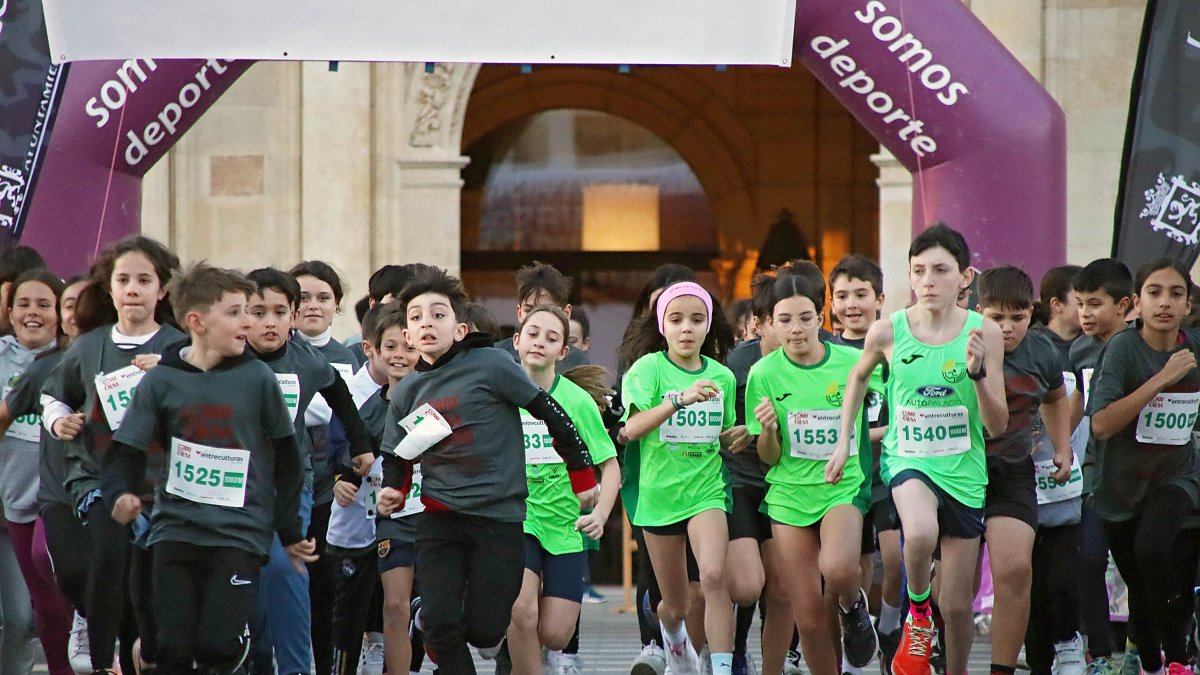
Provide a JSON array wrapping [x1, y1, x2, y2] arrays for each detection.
[[870, 495, 901, 533], [860, 514, 876, 555], [889, 469, 985, 539], [638, 522, 701, 583], [523, 535, 586, 602], [377, 539, 417, 573], [730, 485, 772, 542], [985, 455, 1038, 530]]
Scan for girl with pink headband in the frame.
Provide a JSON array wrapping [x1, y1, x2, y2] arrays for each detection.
[[620, 281, 749, 675]]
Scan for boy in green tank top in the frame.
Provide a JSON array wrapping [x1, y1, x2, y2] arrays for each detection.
[[835, 225, 1008, 675]]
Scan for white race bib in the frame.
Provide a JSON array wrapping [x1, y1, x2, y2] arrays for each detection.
[[1081, 368, 1094, 409], [660, 392, 723, 444], [1134, 392, 1200, 446], [894, 406, 972, 457], [523, 417, 560, 464], [392, 464, 425, 519], [866, 391, 884, 425], [1062, 371, 1077, 399], [95, 364, 147, 430], [1035, 457, 1083, 505], [166, 438, 250, 507], [786, 409, 855, 460], [333, 362, 355, 382], [394, 403, 453, 459], [2, 385, 40, 443], [274, 373, 301, 422]]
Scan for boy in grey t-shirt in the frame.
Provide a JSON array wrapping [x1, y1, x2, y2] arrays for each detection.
[[100, 264, 311, 675]]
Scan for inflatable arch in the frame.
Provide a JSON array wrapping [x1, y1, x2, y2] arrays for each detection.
[[24, 0, 1065, 278]]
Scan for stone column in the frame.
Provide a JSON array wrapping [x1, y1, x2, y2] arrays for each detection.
[[873, 148, 913, 313]]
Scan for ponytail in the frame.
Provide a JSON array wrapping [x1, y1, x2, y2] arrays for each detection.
[[562, 365, 614, 411]]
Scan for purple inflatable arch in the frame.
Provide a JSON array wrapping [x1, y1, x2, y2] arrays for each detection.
[[24, 0, 1065, 277]]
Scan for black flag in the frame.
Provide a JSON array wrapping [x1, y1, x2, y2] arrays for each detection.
[[0, 0, 66, 245], [1113, 0, 1200, 270]]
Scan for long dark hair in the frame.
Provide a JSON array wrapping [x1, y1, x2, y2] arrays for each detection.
[[619, 284, 735, 367], [86, 235, 180, 330], [7, 269, 66, 350], [618, 265, 701, 372]]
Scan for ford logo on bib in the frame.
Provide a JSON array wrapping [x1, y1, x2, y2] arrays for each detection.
[[916, 385, 954, 399]]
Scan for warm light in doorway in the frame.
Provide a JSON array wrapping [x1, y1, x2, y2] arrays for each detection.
[[581, 183, 660, 251]]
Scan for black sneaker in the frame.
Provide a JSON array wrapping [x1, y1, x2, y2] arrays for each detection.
[[929, 628, 946, 675], [841, 588, 879, 668], [877, 626, 901, 675]]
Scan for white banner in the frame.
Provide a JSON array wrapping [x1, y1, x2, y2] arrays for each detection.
[[43, 0, 798, 66]]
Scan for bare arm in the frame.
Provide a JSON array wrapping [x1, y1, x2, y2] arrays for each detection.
[[623, 379, 719, 441], [970, 320, 1009, 438], [753, 397, 783, 466], [1039, 385, 1073, 482], [837, 320, 891, 446], [1092, 349, 1197, 441], [1069, 386, 1085, 431]]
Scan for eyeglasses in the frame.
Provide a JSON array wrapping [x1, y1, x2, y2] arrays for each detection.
[[773, 313, 821, 328]]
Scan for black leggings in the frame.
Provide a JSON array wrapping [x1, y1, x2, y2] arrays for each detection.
[[1079, 496, 1113, 658], [331, 546, 383, 675], [153, 541, 259, 674], [41, 503, 90, 611], [308, 501, 336, 675], [1025, 524, 1081, 675], [84, 504, 140, 672], [416, 511, 524, 674], [1102, 485, 1200, 672]]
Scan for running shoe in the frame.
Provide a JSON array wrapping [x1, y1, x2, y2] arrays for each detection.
[[1085, 657, 1119, 675], [360, 632, 385, 675], [1119, 642, 1139, 675], [558, 653, 584, 675], [733, 652, 758, 675], [891, 616, 935, 675], [699, 644, 713, 675], [784, 650, 807, 675], [632, 641, 668, 675], [663, 637, 702, 675], [1053, 633, 1086, 675], [878, 627, 901, 675], [1166, 663, 1191, 675], [69, 611, 92, 674], [582, 585, 608, 604], [841, 589, 880, 668]]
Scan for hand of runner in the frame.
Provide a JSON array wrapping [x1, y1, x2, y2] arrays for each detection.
[[720, 425, 750, 453], [753, 397, 778, 433], [575, 511, 607, 540], [131, 353, 162, 371], [824, 448, 847, 485], [1156, 349, 1198, 389], [965, 328, 986, 376], [285, 538, 319, 572], [575, 485, 600, 511], [53, 412, 85, 441], [1050, 448, 1073, 484], [350, 452, 374, 477], [682, 379, 720, 406], [376, 486, 403, 516], [111, 493, 142, 525], [333, 480, 358, 507]]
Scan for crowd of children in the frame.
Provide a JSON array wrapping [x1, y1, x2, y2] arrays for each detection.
[[0, 222, 1197, 675]]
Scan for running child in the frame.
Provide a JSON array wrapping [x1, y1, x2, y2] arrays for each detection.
[[747, 272, 877, 675], [1088, 257, 1200, 675], [375, 266, 598, 675], [621, 280, 747, 675], [506, 306, 620, 674], [836, 224, 1008, 675], [495, 262, 589, 371], [98, 263, 313, 675], [974, 265, 1073, 675]]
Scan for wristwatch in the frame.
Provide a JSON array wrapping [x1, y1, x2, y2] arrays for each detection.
[[967, 365, 987, 381]]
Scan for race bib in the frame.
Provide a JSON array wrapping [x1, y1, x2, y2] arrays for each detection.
[[1081, 368, 1094, 409], [333, 362, 355, 382], [523, 418, 560, 464], [166, 438, 250, 507], [1135, 392, 1200, 446], [392, 464, 425, 519], [660, 391, 723, 444], [95, 365, 147, 430], [866, 391, 884, 425], [2, 385, 40, 443], [393, 403, 453, 459], [1062, 371, 1077, 399], [1034, 456, 1083, 505], [274, 373, 301, 422], [786, 409, 856, 461], [894, 406, 971, 457]]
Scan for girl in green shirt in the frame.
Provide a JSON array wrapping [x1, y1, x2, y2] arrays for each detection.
[[506, 306, 621, 675], [747, 274, 876, 675], [622, 281, 748, 675]]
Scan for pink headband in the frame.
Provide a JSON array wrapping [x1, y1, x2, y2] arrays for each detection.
[[656, 282, 713, 336]]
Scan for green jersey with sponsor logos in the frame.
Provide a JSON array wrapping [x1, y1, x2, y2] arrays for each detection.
[[520, 375, 617, 554], [621, 352, 736, 527], [745, 344, 871, 527], [881, 310, 987, 508]]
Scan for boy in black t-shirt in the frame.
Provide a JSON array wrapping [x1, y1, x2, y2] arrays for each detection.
[[100, 264, 312, 675]]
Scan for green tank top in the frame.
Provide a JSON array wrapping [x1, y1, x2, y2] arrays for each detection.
[[882, 309, 987, 508]]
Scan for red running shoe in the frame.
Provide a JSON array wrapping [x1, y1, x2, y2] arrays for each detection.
[[892, 616, 936, 675]]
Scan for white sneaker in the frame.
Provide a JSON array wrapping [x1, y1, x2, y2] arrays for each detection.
[[663, 638, 702, 675], [1054, 632, 1087, 675], [543, 647, 559, 675], [68, 612, 91, 674], [478, 639, 504, 660], [558, 652, 584, 675], [632, 641, 667, 675], [699, 645, 712, 675], [360, 631, 385, 675], [783, 650, 806, 675]]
